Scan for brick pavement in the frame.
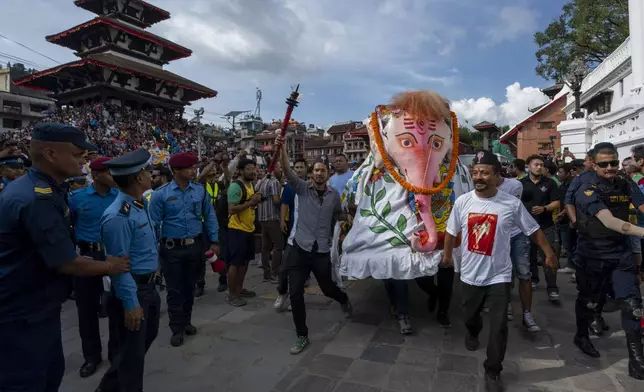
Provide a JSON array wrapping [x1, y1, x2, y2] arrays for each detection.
[[59, 260, 641, 392]]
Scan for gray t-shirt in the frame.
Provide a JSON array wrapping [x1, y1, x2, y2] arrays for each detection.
[[498, 177, 524, 237]]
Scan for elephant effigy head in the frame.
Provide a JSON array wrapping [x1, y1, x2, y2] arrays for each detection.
[[368, 90, 457, 252]]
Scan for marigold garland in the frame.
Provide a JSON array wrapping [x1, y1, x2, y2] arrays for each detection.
[[370, 110, 460, 195]]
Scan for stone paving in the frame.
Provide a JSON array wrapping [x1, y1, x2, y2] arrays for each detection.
[[59, 259, 642, 392]]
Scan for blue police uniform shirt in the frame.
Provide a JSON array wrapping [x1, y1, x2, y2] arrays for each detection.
[[574, 172, 644, 260], [101, 193, 158, 311], [69, 185, 119, 243], [149, 180, 219, 242], [0, 169, 78, 323], [564, 170, 593, 205]]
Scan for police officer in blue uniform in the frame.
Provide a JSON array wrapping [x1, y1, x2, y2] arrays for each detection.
[[0, 154, 30, 192], [0, 123, 130, 392], [68, 156, 119, 377], [573, 143, 644, 380], [149, 152, 219, 347], [95, 148, 161, 392]]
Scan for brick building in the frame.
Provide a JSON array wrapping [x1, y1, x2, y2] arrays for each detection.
[[500, 92, 568, 159]]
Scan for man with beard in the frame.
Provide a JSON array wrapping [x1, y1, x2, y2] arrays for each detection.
[[520, 155, 560, 301], [572, 143, 644, 379], [442, 150, 556, 392], [276, 136, 352, 355], [149, 152, 220, 347], [226, 159, 263, 307], [0, 123, 130, 392], [68, 156, 119, 377]]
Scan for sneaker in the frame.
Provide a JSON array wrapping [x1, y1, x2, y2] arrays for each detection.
[[289, 336, 310, 355], [548, 291, 560, 302], [227, 295, 247, 307], [558, 267, 575, 274], [273, 294, 290, 312], [437, 312, 452, 328], [185, 324, 197, 336], [217, 283, 228, 292], [522, 311, 541, 332], [531, 282, 537, 290], [484, 373, 505, 392], [240, 289, 256, 298], [397, 315, 413, 335], [570, 273, 576, 283], [170, 331, 184, 347], [341, 300, 353, 318], [506, 303, 514, 321], [465, 333, 479, 351]]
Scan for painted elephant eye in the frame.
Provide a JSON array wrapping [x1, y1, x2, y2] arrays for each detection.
[[429, 135, 445, 150], [396, 133, 418, 149]]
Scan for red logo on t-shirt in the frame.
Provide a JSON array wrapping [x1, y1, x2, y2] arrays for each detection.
[[467, 213, 498, 256]]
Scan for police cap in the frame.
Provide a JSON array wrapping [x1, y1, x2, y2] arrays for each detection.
[[0, 155, 31, 168], [104, 149, 152, 176], [31, 123, 96, 151]]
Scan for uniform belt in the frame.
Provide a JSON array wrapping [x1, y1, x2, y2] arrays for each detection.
[[161, 236, 201, 249], [132, 273, 156, 285], [78, 241, 104, 253]]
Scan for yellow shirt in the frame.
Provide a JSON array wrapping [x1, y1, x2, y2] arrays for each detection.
[[228, 181, 255, 233]]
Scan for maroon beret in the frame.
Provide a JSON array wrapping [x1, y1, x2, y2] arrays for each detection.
[[89, 157, 112, 171], [168, 152, 198, 169]]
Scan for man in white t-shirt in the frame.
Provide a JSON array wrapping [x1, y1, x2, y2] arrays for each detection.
[[442, 151, 556, 392], [497, 174, 540, 333]]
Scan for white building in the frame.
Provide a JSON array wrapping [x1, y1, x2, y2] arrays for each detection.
[[0, 68, 55, 133], [559, 0, 644, 159]]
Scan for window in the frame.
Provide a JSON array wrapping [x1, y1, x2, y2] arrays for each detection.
[[538, 121, 554, 129], [30, 104, 48, 113], [2, 100, 21, 113], [2, 118, 22, 129]]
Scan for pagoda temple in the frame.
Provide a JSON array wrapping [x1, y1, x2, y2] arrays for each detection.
[[14, 0, 216, 112]]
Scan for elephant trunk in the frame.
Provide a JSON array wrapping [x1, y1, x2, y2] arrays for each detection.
[[411, 194, 438, 252]]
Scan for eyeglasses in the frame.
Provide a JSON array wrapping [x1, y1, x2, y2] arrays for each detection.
[[596, 160, 620, 168]]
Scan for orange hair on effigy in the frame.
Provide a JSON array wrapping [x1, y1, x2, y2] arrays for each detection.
[[387, 90, 451, 122]]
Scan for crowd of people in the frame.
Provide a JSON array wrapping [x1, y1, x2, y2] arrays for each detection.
[[1, 106, 644, 392]]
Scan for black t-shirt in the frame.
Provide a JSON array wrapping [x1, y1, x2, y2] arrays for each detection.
[[520, 175, 560, 229]]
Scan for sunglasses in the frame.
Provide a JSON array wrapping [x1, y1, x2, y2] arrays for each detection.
[[596, 160, 620, 168]]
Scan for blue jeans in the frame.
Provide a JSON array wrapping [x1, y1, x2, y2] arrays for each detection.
[[510, 233, 531, 281], [383, 279, 410, 316]]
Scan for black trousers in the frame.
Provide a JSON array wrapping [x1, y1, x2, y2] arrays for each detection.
[[415, 267, 455, 314], [75, 248, 115, 363], [384, 279, 410, 316], [98, 284, 160, 392], [529, 226, 558, 293], [461, 282, 511, 375], [160, 242, 203, 334], [574, 255, 642, 337], [286, 244, 348, 337]]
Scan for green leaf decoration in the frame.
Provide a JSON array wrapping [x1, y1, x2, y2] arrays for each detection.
[[383, 174, 394, 183], [364, 184, 371, 196], [375, 188, 386, 202], [370, 226, 388, 233], [382, 202, 392, 217], [396, 215, 407, 232], [387, 237, 407, 247], [360, 209, 373, 217]]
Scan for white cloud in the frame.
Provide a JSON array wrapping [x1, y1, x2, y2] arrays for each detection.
[[482, 6, 539, 47], [451, 82, 549, 127]]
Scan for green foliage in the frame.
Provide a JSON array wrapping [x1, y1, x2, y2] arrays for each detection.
[[459, 126, 483, 149], [534, 0, 629, 81]]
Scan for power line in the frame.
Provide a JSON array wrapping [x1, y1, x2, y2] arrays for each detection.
[[0, 33, 60, 65], [0, 52, 47, 69]]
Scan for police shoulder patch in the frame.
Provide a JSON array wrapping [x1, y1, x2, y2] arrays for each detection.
[[119, 201, 131, 216], [584, 189, 594, 196], [133, 200, 144, 209]]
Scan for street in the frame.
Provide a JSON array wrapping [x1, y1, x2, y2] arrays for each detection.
[[60, 260, 640, 392]]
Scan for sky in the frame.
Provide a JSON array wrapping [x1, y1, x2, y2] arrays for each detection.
[[0, 0, 568, 130]]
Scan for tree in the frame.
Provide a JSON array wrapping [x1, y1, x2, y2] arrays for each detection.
[[534, 0, 629, 81], [458, 126, 483, 149]]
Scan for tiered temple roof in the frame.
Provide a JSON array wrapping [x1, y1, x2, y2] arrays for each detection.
[[15, 0, 215, 110]]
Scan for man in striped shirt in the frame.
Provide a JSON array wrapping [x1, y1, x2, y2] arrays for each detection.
[[255, 164, 284, 282]]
